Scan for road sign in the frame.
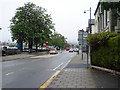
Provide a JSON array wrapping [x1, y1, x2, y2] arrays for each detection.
[[78, 30, 88, 45]]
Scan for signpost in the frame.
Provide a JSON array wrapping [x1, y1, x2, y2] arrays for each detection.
[[78, 29, 88, 60]]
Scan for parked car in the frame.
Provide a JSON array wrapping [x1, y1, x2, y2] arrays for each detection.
[[56, 47, 60, 50], [7, 47, 17, 50], [66, 47, 70, 51], [1, 46, 6, 56], [69, 49, 73, 52], [1, 47, 6, 56], [41, 47, 47, 50], [73, 48, 79, 52], [49, 48, 58, 54]]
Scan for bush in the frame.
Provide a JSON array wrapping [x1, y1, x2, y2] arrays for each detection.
[[87, 31, 118, 51], [88, 31, 120, 71]]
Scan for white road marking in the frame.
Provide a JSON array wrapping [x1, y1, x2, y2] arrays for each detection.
[[5, 72, 14, 76], [53, 63, 63, 71], [61, 59, 71, 69]]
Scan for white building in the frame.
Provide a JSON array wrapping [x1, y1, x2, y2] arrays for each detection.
[[94, 0, 120, 33]]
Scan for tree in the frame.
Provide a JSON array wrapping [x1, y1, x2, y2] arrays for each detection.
[[10, 2, 55, 52], [50, 32, 70, 48]]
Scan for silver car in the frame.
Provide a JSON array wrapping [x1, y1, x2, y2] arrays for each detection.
[[69, 49, 74, 52], [49, 49, 58, 54]]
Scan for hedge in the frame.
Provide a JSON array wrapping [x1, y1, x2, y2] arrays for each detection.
[[88, 31, 120, 71]]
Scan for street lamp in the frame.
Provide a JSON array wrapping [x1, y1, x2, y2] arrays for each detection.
[[84, 7, 92, 68], [81, 29, 84, 60], [84, 7, 91, 34]]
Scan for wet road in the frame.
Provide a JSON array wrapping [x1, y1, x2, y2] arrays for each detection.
[[2, 51, 76, 88]]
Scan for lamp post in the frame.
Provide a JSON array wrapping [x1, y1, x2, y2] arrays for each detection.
[[84, 7, 92, 68], [84, 7, 92, 34], [81, 29, 84, 60], [90, 7, 91, 33]]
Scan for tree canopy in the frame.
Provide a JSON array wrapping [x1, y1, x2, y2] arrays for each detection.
[[50, 32, 70, 48], [10, 2, 55, 49]]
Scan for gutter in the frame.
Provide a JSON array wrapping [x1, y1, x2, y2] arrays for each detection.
[[91, 65, 120, 76]]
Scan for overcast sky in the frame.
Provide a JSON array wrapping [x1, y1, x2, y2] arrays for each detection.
[[0, 0, 99, 44]]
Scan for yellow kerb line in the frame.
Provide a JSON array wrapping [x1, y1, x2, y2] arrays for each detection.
[[30, 54, 59, 59], [88, 67, 92, 70], [18, 68, 24, 71], [39, 70, 60, 89]]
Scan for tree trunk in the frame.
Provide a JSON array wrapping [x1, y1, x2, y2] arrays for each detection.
[[28, 40, 33, 53], [36, 44, 38, 52]]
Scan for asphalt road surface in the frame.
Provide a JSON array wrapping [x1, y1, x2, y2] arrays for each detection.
[[2, 51, 76, 88]]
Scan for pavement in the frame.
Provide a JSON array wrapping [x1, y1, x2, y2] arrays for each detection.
[[1, 51, 120, 89], [46, 53, 120, 89], [2, 51, 49, 62]]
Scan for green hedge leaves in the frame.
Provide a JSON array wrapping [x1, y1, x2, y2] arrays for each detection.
[[87, 31, 120, 71]]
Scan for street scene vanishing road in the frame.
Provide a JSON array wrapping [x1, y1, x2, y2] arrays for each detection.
[[2, 51, 76, 88], [1, 0, 120, 89]]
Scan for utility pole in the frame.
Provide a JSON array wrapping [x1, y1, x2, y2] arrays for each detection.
[[90, 7, 91, 33], [82, 29, 83, 60], [84, 7, 92, 68], [89, 7, 92, 66]]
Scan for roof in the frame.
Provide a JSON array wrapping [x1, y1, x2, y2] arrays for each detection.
[[94, 1, 100, 16], [94, 0, 120, 15]]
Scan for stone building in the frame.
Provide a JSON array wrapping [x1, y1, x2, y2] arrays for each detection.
[[94, 0, 120, 33]]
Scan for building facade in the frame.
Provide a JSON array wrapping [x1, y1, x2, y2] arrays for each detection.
[[94, 0, 120, 33]]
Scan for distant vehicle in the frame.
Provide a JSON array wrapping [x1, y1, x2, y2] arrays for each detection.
[[46, 46, 49, 49], [32, 47, 36, 50], [69, 49, 73, 52], [42, 47, 47, 50], [7, 47, 18, 50], [66, 47, 70, 51], [1, 47, 6, 56], [49, 48, 58, 54], [56, 47, 60, 50], [38, 47, 42, 50], [73, 48, 79, 52]]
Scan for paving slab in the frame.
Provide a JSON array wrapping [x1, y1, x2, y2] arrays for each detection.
[[46, 53, 120, 89], [47, 54, 96, 88]]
